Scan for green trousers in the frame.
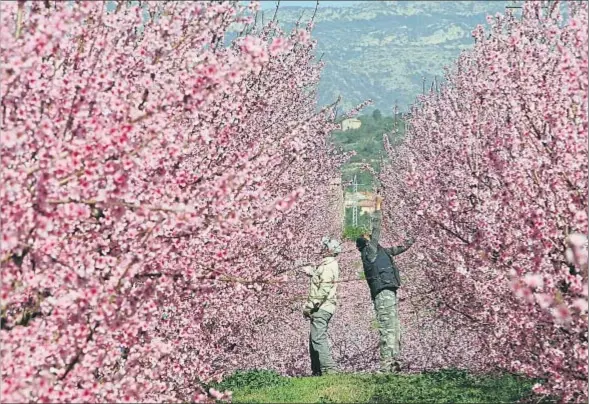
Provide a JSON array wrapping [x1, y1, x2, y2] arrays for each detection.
[[374, 289, 401, 371], [309, 309, 337, 375]]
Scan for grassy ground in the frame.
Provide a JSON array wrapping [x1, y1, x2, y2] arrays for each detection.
[[215, 369, 546, 403]]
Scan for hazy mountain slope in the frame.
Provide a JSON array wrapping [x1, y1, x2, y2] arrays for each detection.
[[267, 1, 508, 111]]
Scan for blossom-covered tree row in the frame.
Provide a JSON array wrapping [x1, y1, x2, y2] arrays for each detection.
[[379, 1, 588, 401], [0, 1, 344, 402]]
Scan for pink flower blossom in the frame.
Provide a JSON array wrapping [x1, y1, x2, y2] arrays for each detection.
[[572, 298, 588, 314], [535, 293, 554, 309], [523, 273, 544, 289]]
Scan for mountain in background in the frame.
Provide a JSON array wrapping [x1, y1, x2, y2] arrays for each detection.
[[260, 1, 508, 112]]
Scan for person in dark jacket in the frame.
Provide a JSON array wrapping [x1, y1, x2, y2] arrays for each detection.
[[356, 195, 414, 373]]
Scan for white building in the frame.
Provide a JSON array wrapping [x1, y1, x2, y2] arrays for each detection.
[[341, 118, 362, 131]]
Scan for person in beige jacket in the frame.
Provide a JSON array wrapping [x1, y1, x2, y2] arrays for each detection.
[[300, 236, 341, 376]]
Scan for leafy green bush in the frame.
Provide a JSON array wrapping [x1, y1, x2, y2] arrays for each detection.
[[344, 208, 372, 229], [343, 226, 368, 241], [216, 370, 287, 392]]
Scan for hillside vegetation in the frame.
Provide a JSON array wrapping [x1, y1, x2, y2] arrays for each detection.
[[331, 111, 406, 190], [249, 1, 507, 110]]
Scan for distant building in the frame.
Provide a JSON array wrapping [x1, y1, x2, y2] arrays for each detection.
[[341, 118, 362, 131], [344, 191, 375, 214], [358, 198, 376, 215]]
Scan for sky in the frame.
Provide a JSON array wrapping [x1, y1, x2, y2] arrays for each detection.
[[257, 1, 361, 9]]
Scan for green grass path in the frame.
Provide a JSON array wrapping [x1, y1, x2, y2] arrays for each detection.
[[216, 370, 543, 403]]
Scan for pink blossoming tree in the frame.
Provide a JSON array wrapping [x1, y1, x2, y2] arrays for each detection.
[[1, 1, 344, 402], [378, 1, 588, 401]]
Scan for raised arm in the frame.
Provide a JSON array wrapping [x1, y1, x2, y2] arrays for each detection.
[[365, 196, 384, 262]]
